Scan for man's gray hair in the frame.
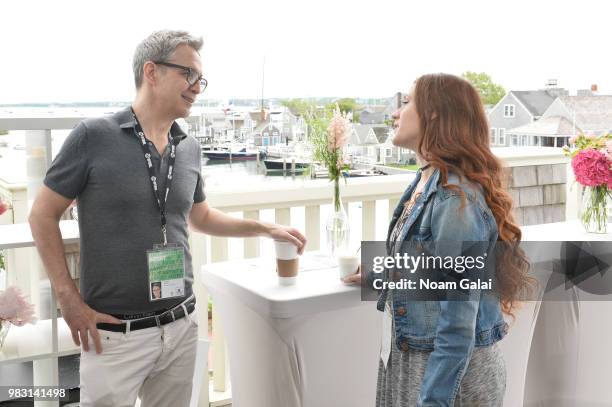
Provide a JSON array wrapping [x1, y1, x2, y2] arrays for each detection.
[[133, 30, 203, 89]]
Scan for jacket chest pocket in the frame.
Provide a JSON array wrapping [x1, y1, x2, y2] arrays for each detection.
[[401, 300, 438, 336]]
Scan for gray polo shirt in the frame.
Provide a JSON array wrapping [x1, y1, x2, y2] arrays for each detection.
[[44, 107, 205, 315]]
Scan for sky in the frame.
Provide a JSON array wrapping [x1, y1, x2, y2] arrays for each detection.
[[1, 0, 610, 104]]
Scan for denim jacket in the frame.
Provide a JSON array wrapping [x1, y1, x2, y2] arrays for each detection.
[[376, 167, 509, 407]]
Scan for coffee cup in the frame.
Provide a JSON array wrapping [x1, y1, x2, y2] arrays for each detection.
[[274, 241, 299, 285], [337, 252, 360, 280]]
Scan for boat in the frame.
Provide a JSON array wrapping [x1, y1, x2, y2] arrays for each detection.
[[344, 169, 386, 177], [203, 147, 265, 161], [263, 158, 310, 171], [312, 167, 386, 178]]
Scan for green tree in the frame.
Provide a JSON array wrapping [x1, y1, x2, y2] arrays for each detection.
[[280, 99, 317, 117], [462, 71, 506, 106], [0, 129, 8, 135], [325, 98, 360, 122]]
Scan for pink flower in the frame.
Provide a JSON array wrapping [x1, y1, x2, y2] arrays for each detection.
[[327, 105, 350, 152], [0, 286, 37, 326], [571, 149, 612, 187], [0, 200, 8, 216]]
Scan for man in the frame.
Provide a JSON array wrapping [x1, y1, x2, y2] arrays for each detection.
[[29, 30, 306, 407]]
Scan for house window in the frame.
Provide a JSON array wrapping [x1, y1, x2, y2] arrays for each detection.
[[385, 148, 392, 158], [498, 128, 506, 145], [503, 104, 515, 118], [490, 128, 497, 145], [520, 135, 528, 146], [510, 134, 518, 146]]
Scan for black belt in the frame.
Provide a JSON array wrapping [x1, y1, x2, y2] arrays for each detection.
[[97, 299, 196, 333]]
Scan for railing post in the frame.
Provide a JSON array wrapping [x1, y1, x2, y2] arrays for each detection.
[[243, 210, 260, 258], [361, 200, 376, 241], [305, 205, 320, 251], [275, 207, 291, 226], [210, 235, 229, 393], [189, 231, 210, 406], [25, 129, 59, 407]]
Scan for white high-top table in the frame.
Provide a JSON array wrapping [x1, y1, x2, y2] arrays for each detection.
[[201, 221, 611, 407], [201, 253, 381, 407], [502, 220, 611, 407]]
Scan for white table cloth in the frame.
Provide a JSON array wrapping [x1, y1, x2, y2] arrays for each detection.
[[201, 221, 611, 407], [201, 254, 381, 407]]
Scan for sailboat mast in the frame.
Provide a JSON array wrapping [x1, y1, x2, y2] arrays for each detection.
[[260, 56, 265, 114]]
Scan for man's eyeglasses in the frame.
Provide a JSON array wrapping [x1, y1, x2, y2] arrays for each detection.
[[153, 61, 208, 92]]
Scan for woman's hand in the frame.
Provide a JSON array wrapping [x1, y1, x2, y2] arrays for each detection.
[[342, 265, 362, 285]]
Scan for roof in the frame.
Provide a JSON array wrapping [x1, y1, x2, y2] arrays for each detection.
[[554, 95, 612, 133], [352, 124, 380, 145], [511, 90, 557, 117], [347, 127, 362, 145], [507, 116, 582, 137], [372, 127, 389, 143], [254, 122, 280, 133], [249, 110, 269, 122], [352, 124, 371, 143]]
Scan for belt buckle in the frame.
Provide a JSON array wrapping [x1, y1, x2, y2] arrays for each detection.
[[154, 314, 161, 328]]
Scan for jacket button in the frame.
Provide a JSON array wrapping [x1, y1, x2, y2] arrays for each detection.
[[401, 340, 409, 352], [396, 307, 406, 316]]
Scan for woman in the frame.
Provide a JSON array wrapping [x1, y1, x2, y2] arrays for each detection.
[[344, 73, 531, 406]]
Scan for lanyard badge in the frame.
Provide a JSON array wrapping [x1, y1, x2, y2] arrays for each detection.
[[131, 108, 186, 301], [147, 244, 186, 301]]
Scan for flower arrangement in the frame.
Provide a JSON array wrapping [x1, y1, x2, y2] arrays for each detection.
[[0, 286, 37, 349], [563, 134, 612, 233], [310, 105, 350, 193], [308, 105, 352, 255], [0, 286, 37, 326]]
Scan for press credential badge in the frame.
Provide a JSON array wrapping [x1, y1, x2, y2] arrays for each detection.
[[147, 244, 186, 301]]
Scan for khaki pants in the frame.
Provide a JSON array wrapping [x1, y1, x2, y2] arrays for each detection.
[[79, 310, 199, 407]]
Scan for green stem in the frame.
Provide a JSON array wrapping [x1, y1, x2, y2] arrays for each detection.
[[334, 178, 340, 212], [581, 186, 609, 233]]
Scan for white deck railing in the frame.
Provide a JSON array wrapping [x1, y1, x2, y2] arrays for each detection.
[[0, 172, 414, 407]]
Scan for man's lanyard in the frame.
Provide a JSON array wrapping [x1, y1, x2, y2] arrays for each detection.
[[131, 108, 180, 246]]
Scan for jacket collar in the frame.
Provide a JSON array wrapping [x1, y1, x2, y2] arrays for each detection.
[[386, 167, 442, 252]]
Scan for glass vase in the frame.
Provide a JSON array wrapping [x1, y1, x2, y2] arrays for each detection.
[[578, 186, 609, 234], [326, 178, 350, 258]]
